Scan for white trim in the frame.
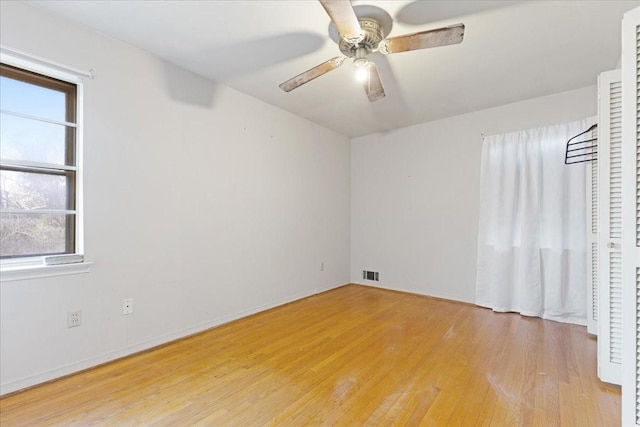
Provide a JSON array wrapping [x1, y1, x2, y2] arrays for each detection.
[[74, 70, 85, 256], [0, 109, 78, 128], [0, 159, 77, 172], [0, 46, 93, 80], [0, 262, 93, 282], [354, 281, 475, 306], [0, 284, 346, 395], [0, 209, 76, 215]]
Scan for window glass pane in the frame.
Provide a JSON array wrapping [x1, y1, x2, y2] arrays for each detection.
[[0, 76, 67, 122], [1, 213, 73, 257], [1, 170, 73, 211], [0, 113, 72, 165], [0, 64, 78, 260]]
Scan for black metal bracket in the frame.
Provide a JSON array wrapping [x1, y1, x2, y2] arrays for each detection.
[[565, 124, 597, 164]]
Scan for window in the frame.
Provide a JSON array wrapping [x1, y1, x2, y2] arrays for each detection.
[[0, 63, 80, 261]]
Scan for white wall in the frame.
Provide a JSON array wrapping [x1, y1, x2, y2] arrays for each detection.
[[0, 2, 351, 394], [351, 86, 597, 303]]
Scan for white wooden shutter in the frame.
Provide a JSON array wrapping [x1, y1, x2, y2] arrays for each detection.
[[586, 122, 599, 335], [622, 6, 640, 427], [597, 69, 622, 385]]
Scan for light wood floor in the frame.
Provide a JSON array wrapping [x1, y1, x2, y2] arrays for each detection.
[[0, 284, 620, 426]]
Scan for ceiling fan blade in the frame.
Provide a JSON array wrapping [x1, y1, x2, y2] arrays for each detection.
[[319, 0, 363, 44], [279, 57, 345, 92], [378, 23, 464, 55], [363, 62, 385, 102]]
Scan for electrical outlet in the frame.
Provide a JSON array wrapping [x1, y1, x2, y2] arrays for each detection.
[[320, 262, 324, 271], [67, 310, 81, 328], [122, 298, 134, 315]]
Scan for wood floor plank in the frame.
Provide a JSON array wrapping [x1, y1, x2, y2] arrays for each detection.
[[0, 285, 620, 426]]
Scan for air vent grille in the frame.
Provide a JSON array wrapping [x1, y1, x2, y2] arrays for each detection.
[[362, 270, 379, 281]]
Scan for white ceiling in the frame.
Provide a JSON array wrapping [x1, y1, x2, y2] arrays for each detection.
[[30, 0, 639, 137]]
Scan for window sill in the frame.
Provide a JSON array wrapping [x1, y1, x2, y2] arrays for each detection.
[[0, 262, 93, 282]]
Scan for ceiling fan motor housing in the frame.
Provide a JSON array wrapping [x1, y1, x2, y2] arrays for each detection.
[[339, 18, 385, 57]]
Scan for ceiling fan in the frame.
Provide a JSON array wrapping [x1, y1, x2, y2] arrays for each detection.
[[279, 0, 465, 102]]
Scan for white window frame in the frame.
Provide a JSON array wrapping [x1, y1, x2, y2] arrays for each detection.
[[0, 49, 92, 281]]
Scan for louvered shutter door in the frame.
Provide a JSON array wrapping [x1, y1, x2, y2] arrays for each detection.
[[587, 123, 599, 335], [622, 7, 640, 427], [598, 69, 622, 385]]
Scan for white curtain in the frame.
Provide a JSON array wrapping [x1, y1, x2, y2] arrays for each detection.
[[475, 120, 587, 324]]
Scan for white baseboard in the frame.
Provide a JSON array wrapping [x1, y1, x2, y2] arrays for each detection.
[[1, 283, 346, 396], [350, 281, 474, 305]]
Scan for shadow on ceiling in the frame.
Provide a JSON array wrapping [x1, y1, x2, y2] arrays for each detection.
[[163, 61, 218, 108], [368, 52, 412, 130], [161, 32, 326, 107], [205, 32, 326, 82], [396, 0, 521, 26]]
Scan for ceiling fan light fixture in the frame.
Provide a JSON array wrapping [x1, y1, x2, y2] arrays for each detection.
[[354, 65, 369, 82], [353, 56, 369, 68], [353, 48, 370, 83]]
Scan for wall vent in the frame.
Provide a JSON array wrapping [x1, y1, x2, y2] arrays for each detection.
[[362, 270, 379, 281]]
